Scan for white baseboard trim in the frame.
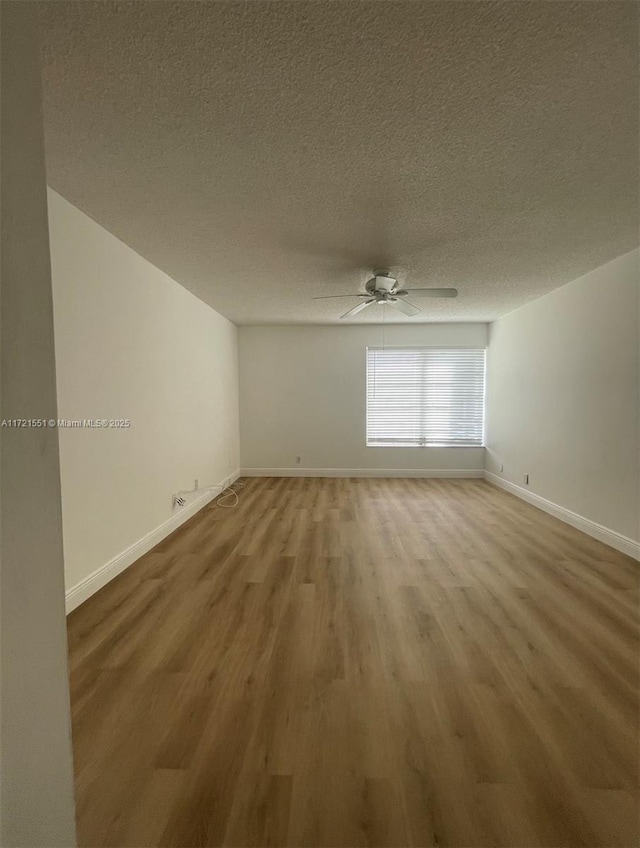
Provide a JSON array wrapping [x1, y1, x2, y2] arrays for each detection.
[[484, 471, 640, 561], [65, 469, 241, 613], [241, 467, 484, 479]]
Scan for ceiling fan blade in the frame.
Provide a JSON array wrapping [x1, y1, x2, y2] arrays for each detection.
[[311, 293, 370, 300], [340, 299, 375, 319], [402, 288, 458, 297], [391, 298, 422, 317]]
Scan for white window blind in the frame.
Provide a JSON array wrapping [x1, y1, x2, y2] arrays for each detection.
[[366, 347, 485, 447]]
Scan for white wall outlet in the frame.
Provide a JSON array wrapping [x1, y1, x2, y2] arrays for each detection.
[[172, 494, 186, 508], [524, 473, 529, 485], [295, 455, 301, 465]]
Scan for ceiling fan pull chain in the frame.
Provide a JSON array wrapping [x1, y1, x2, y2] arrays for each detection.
[[382, 301, 386, 350]]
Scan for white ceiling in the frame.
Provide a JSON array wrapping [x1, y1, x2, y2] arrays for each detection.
[[39, 1, 638, 325]]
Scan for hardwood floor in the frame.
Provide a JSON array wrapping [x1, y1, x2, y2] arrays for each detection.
[[67, 477, 640, 847]]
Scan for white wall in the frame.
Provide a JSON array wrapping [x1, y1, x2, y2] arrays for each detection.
[[48, 190, 240, 599], [0, 5, 77, 845], [239, 324, 487, 474], [485, 249, 639, 543]]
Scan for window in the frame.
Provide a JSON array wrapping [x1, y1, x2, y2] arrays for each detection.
[[366, 347, 485, 447]]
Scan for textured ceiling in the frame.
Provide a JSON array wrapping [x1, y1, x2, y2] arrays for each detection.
[[39, 1, 639, 324]]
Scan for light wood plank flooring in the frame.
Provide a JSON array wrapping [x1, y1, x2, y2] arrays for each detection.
[[67, 477, 640, 847]]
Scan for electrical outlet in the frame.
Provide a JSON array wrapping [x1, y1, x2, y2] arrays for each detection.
[[295, 455, 301, 465], [524, 473, 529, 485], [172, 494, 186, 508]]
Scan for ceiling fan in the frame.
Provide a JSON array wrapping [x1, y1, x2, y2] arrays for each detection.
[[312, 270, 458, 318]]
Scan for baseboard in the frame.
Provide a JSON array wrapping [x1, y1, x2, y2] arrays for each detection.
[[65, 469, 241, 613], [484, 471, 640, 561], [241, 467, 484, 479]]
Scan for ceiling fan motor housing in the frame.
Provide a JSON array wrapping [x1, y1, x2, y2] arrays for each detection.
[[366, 272, 397, 294]]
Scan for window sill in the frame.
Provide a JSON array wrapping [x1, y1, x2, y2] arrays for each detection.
[[366, 444, 485, 449]]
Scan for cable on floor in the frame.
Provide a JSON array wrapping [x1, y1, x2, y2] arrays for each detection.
[[216, 479, 245, 509], [175, 478, 245, 509]]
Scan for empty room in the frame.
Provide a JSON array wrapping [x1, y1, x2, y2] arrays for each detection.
[[2, 2, 639, 847]]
